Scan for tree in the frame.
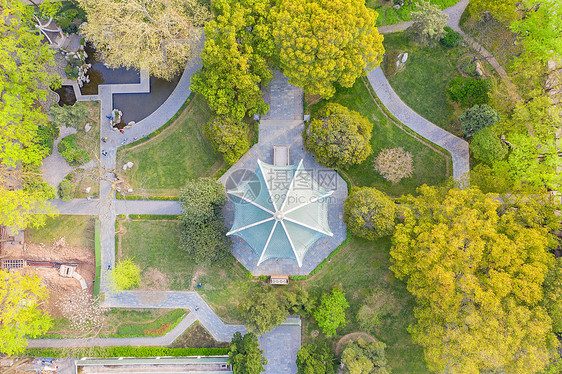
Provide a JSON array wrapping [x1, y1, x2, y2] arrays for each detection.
[[543, 258, 562, 334], [238, 285, 288, 334], [470, 128, 507, 165], [284, 285, 316, 317], [373, 147, 414, 184], [56, 289, 108, 336], [0, 0, 56, 167], [458, 104, 500, 137], [313, 286, 349, 337], [204, 117, 251, 166], [296, 344, 335, 374], [344, 187, 396, 240], [111, 258, 141, 290], [468, 0, 519, 23], [272, 0, 384, 97], [304, 104, 373, 169], [228, 331, 267, 374], [192, 0, 274, 121], [341, 338, 390, 374], [408, 0, 448, 45], [179, 178, 230, 264], [447, 76, 490, 108], [79, 0, 210, 80], [49, 102, 90, 129], [0, 270, 53, 355], [391, 186, 559, 373]]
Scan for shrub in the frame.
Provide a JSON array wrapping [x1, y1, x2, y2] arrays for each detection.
[[58, 178, 75, 201], [470, 128, 507, 165], [204, 116, 251, 166], [35, 122, 59, 156], [373, 147, 414, 184], [344, 187, 397, 240], [341, 338, 390, 374], [440, 25, 463, 47], [111, 258, 141, 290], [313, 286, 349, 337], [49, 102, 90, 129], [458, 104, 500, 137], [58, 134, 90, 165], [447, 76, 489, 108], [304, 103, 373, 169]]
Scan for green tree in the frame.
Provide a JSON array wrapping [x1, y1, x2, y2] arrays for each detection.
[[543, 258, 562, 334], [111, 258, 141, 290], [391, 185, 559, 373], [238, 285, 288, 334], [0, 0, 56, 167], [179, 178, 230, 264], [304, 104, 373, 169], [0, 270, 53, 355], [272, 0, 384, 97], [458, 104, 500, 137], [58, 134, 90, 166], [341, 338, 390, 374], [344, 187, 396, 240], [205, 117, 251, 166], [79, 0, 209, 80], [49, 102, 90, 129], [284, 285, 316, 317], [228, 332, 267, 374], [468, 0, 519, 23], [313, 286, 349, 337], [470, 128, 507, 165], [192, 0, 274, 121], [447, 76, 489, 108], [408, 0, 449, 45], [296, 344, 335, 374]]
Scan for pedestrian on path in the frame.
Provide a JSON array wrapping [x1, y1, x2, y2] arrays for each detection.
[[195, 306, 199, 311], [102, 137, 108, 143]]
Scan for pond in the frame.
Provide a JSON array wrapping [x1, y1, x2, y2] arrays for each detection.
[[56, 43, 181, 123]]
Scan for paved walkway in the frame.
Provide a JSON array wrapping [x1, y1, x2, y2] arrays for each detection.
[[40, 127, 76, 189], [262, 71, 303, 120]]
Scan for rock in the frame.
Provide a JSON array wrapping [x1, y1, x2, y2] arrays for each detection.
[[85, 187, 91, 193], [401, 52, 408, 63], [126, 162, 134, 169], [548, 60, 557, 70], [84, 123, 91, 133], [396, 60, 400, 67], [475, 61, 484, 76], [127, 188, 133, 193], [123, 164, 128, 171], [393, 4, 400, 9]]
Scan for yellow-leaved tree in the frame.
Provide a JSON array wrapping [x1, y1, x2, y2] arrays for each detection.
[[391, 186, 560, 373], [0, 270, 52, 355], [271, 0, 384, 98]]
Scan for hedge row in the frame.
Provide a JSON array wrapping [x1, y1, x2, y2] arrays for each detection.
[[24, 346, 229, 359], [117, 194, 179, 201], [290, 235, 351, 280], [119, 93, 195, 151], [128, 214, 181, 220]]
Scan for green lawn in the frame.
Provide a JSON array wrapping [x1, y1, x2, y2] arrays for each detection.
[[382, 32, 468, 134], [299, 236, 429, 373], [309, 79, 448, 196], [368, 0, 459, 26], [26, 215, 95, 250], [119, 219, 250, 319], [116, 94, 222, 196]]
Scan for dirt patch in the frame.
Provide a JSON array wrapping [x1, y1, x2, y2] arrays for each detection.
[[142, 267, 170, 290], [335, 332, 377, 355], [189, 267, 206, 290]]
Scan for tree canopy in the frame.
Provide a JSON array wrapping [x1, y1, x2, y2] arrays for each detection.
[[204, 117, 251, 166], [459, 104, 500, 137], [304, 104, 373, 169], [272, 0, 384, 97], [341, 338, 390, 374], [470, 128, 507, 165], [391, 186, 559, 373], [238, 285, 288, 335], [111, 258, 141, 290], [0, 270, 53, 355], [228, 331, 267, 374], [313, 286, 349, 337], [296, 344, 335, 374], [192, 0, 274, 121], [344, 187, 397, 240], [408, 0, 449, 45], [469, 0, 519, 23], [79, 0, 209, 80]]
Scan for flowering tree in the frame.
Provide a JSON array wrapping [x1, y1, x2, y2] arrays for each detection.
[[373, 147, 414, 184], [56, 289, 108, 336]]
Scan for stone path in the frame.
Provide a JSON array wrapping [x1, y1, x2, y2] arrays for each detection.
[[40, 127, 76, 189], [368, 67, 470, 180], [262, 70, 303, 120]]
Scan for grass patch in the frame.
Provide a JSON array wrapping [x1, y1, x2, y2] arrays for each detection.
[[170, 321, 229, 349], [119, 220, 250, 313], [298, 235, 428, 373], [110, 309, 187, 337], [382, 32, 468, 134], [26, 215, 95, 250], [367, 0, 459, 26], [309, 79, 448, 196], [116, 94, 222, 197]]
